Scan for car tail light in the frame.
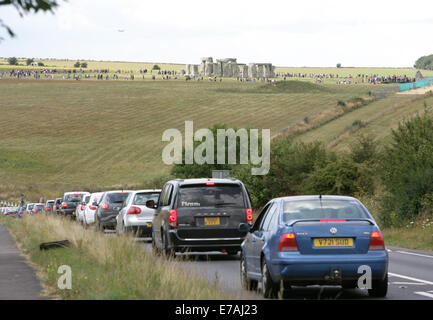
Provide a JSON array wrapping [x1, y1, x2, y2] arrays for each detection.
[[369, 231, 385, 250], [100, 203, 109, 210], [246, 208, 253, 226], [89, 205, 97, 210], [278, 233, 298, 252], [80, 205, 85, 211], [168, 209, 177, 227], [53, 205, 57, 210], [206, 182, 215, 186], [62, 202, 67, 208], [33, 209, 38, 213], [127, 206, 141, 215]]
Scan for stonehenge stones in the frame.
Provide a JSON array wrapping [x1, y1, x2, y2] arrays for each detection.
[[187, 57, 275, 78]]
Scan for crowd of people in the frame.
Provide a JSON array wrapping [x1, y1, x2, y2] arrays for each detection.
[[275, 72, 416, 85], [0, 67, 418, 85]]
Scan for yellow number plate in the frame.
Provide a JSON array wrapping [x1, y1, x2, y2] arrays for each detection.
[[72, 212, 76, 215], [146, 222, 152, 227], [314, 238, 353, 247], [204, 217, 220, 226]]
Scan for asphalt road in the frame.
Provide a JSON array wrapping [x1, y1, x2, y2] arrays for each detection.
[[142, 239, 433, 300], [0, 224, 48, 300]]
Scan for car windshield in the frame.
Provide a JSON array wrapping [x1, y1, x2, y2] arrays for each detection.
[[133, 192, 160, 205], [64, 194, 83, 202], [107, 192, 130, 204], [178, 185, 245, 207], [28, 204, 34, 209], [282, 199, 369, 221], [34, 205, 43, 210]]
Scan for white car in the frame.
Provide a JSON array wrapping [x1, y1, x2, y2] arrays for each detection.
[[25, 203, 35, 215], [116, 189, 161, 237], [76, 194, 91, 223], [82, 192, 104, 227]]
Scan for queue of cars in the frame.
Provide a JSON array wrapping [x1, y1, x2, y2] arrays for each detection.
[[1, 177, 388, 298]]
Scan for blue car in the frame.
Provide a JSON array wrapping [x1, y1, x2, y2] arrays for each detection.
[[239, 195, 388, 298]]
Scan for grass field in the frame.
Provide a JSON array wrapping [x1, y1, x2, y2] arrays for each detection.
[[0, 78, 375, 201]]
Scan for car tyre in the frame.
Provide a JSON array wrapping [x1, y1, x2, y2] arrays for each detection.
[[152, 233, 161, 255], [162, 232, 175, 258], [368, 274, 388, 298], [261, 259, 279, 299], [240, 254, 258, 291]]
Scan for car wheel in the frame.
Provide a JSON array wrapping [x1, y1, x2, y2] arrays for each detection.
[[240, 254, 258, 291], [368, 274, 388, 298], [261, 258, 279, 299], [152, 232, 161, 255], [162, 232, 175, 258]]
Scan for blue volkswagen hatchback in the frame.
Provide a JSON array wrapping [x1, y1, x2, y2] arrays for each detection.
[[239, 195, 388, 298]]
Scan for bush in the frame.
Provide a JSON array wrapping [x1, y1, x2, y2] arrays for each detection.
[[152, 64, 160, 70], [74, 61, 81, 68], [81, 62, 87, 68], [378, 109, 433, 227], [414, 54, 433, 70], [7, 57, 18, 65], [26, 58, 34, 66]]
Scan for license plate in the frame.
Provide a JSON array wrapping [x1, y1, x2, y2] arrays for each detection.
[[204, 217, 220, 226], [146, 222, 152, 227], [314, 238, 353, 247]]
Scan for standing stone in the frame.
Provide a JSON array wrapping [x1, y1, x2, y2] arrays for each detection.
[[192, 65, 199, 76], [257, 65, 264, 79], [242, 65, 248, 78], [248, 63, 257, 78], [186, 64, 191, 75], [214, 62, 222, 77]]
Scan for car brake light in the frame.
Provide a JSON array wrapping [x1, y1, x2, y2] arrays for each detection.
[[80, 205, 85, 211], [369, 231, 385, 250], [206, 182, 215, 186], [127, 206, 142, 215], [246, 208, 253, 226], [168, 209, 177, 227], [89, 205, 97, 210], [100, 203, 109, 210], [278, 233, 298, 252], [320, 219, 347, 222], [62, 202, 67, 208]]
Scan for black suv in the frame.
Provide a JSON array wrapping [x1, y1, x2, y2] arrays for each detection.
[[150, 178, 253, 256], [61, 192, 90, 218]]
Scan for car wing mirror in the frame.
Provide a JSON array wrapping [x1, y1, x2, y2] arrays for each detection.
[[238, 223, 251, 233]]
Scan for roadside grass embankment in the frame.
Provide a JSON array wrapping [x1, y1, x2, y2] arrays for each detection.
[[0, 214, 231, 300]]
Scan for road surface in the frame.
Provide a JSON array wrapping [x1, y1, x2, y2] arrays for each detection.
[[142, 240, 433, 300], [0, 224, 48, 300]]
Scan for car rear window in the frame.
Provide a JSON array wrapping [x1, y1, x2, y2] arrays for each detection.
[[178, 184, 245, 208], [83, 195, 91, 203], [64, 194, 83, 202], [133, 192, 160, 205], [34, 204, 43, 210], [283, 199, 369, 221], [107, 192, 130, 204]]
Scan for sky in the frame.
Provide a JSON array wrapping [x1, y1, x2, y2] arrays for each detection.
[[1, 0, 432, 67]]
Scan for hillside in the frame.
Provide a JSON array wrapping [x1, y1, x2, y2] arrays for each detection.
[[0, 79, 372, 200]]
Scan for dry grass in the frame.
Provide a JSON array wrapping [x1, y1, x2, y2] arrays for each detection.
[[2, 214, 231, 299]]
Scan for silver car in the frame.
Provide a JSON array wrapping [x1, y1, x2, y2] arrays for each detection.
[[116, 189, 161, 237]]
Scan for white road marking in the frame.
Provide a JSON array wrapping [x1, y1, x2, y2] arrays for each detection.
[[395, 250, 433, 259], [392, 282, 426, 286], [389, 272, 433, 286], [414, 292, 433, 299]]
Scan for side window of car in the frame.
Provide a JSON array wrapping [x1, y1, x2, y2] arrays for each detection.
[[252, 203, 271, 232], [165, 184, 174, 207], [268, 202, 281, 231], [261, 203, 277, 232]]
